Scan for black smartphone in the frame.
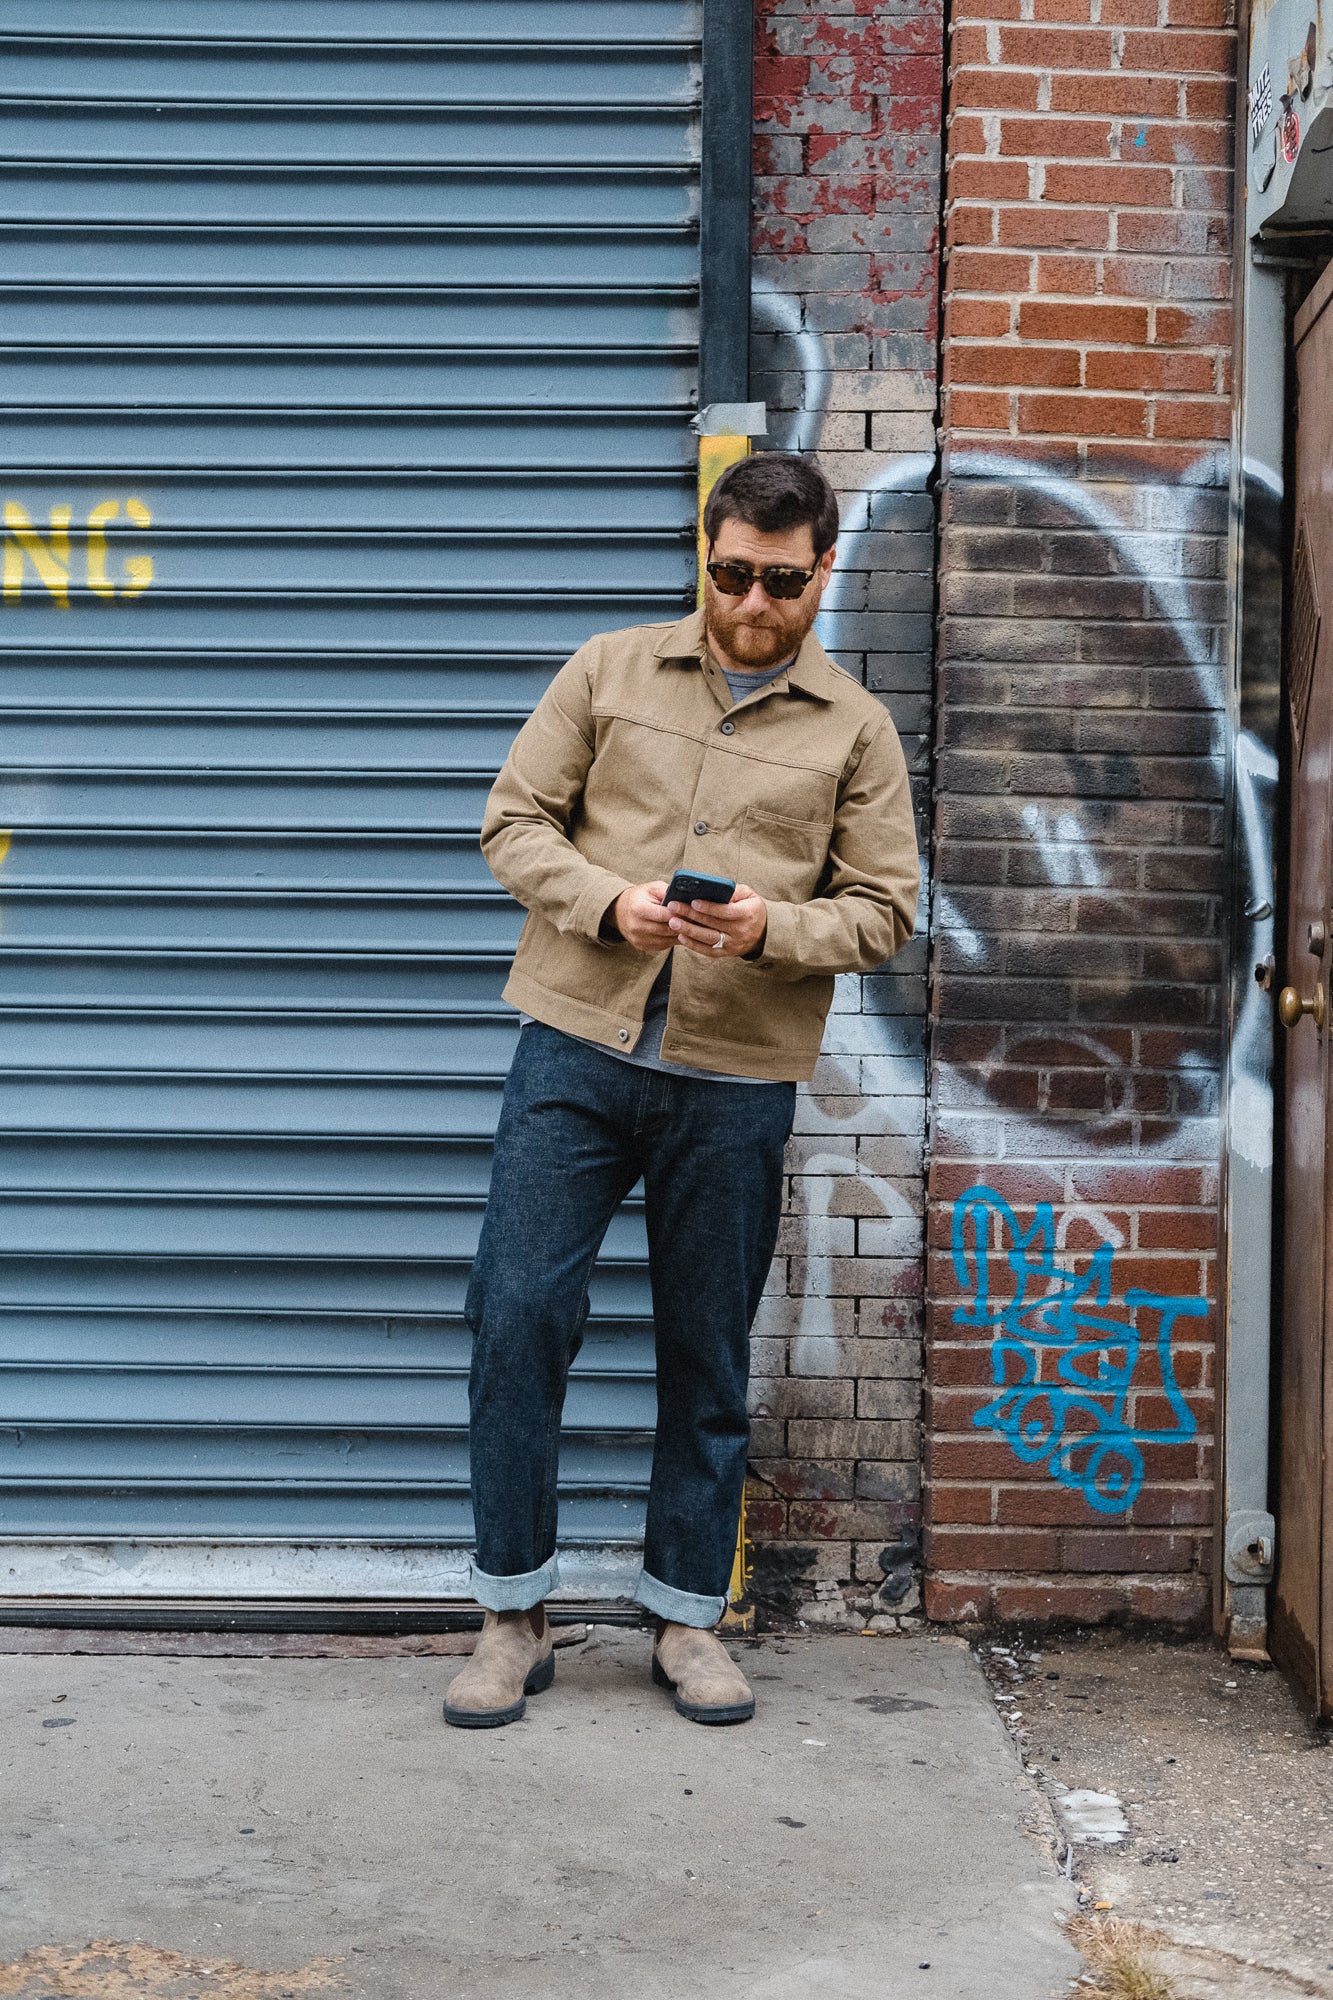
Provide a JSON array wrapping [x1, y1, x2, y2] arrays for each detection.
[[664, 869, 736, 907]]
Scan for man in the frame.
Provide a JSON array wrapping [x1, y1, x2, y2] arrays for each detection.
[[443, 452, 919, 1729]]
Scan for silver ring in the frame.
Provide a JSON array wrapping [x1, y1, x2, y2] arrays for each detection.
[[713, 931, 726, 951]]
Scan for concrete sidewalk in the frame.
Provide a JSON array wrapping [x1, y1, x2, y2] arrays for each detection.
[[0, 1628, 1079, 1999]]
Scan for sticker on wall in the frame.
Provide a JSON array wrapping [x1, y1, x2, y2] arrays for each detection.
[[1250, 64, 1272, 147], [1280, 94, 1301, 165], [951, 1187, 1204, 1516]]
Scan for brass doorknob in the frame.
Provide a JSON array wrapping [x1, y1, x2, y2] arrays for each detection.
[[1279, 983, 1326, 1029]]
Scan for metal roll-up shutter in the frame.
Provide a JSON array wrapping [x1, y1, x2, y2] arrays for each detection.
[[0, 2, 705, 1604]]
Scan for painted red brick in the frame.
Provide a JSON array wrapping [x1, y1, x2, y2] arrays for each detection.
[[749, 0, 945, 1624]]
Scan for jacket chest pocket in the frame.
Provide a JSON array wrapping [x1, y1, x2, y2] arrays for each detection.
[[740, 805, 831, 902]]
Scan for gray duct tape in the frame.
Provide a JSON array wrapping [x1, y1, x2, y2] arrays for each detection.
[[693, 402, 768, 437]]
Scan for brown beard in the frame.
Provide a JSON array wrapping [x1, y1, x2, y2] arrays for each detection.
[[703, 577, 822, 670]]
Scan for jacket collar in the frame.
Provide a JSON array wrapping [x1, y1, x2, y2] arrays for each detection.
[[650, 606, 840, 704]]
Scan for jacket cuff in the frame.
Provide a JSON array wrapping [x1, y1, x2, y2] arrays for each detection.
[[569, 868, 634, 947], [750, 898, 800, 973]]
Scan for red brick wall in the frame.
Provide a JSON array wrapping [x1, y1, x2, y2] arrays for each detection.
[[942, 0, 1233, 471], [926, 0, 1235, 1624]]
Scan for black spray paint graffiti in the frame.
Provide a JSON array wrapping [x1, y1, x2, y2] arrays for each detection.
[[756, 292, 1266, 1500], [942, 446, 1272, 1186]]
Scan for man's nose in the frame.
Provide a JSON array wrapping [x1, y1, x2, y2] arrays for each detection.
[[741, 580, 771, 613]]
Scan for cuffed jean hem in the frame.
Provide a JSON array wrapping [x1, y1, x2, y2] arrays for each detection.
[[469, 1553, 560, 1613], [634, 1567, 727, 1630]]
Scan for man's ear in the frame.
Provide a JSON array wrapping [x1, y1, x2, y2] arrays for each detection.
[[818, 545, 836, 584]]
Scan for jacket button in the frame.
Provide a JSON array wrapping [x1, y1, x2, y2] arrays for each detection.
[[617, 1028, 629, 1042], [720, 720, 735, 735], [693, 819, 708, 835]]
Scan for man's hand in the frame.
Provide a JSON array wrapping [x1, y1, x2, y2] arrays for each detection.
[[609, 881, 676, 952], [667, 882, 768, 960]]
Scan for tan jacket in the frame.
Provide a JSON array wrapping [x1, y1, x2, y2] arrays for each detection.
[[480, 607, 920, 1082]]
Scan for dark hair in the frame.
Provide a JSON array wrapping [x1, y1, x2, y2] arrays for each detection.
[[702, 451, 839, 558]]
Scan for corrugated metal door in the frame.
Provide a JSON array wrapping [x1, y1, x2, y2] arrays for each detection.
[[0, 2, 701, 1600]]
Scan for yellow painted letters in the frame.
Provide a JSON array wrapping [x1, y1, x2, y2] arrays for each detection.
[[3, 503, 73, 609], [86, 496, 153, 600], [3, 497, 153, 604], [119, 497, 153, 599]]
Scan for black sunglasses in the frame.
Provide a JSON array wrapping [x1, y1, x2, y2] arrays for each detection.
[[705, 558, 820, 602]]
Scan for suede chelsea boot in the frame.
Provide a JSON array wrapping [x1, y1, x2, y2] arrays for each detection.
[[652, 1619, 755, 1724], [442, 1606, 554, 1728]]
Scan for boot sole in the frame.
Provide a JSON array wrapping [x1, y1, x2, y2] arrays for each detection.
[[652, 1650, 755, 1725], [442, 1648, 555, 1729]]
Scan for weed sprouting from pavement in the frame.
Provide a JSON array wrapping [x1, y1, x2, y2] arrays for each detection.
[[1067, 1916, 1178, 2000]]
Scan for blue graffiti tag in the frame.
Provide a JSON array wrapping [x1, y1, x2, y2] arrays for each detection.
[[951, 1185, 1205, 1515]]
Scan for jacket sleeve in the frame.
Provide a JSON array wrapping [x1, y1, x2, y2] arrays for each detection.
[[754, 714, 920, 980], [479, 640, 633, 944]]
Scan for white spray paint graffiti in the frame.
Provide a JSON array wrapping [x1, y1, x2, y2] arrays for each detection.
[[751, 275, 831, 454], [931, 447, 1246, 1148], [756, 295, 1262, 1368], [795, 445, 934, 1370], [754, 277, 935, 1365]]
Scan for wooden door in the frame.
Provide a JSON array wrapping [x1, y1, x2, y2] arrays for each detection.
[[1276, 260, 1333, 1714]]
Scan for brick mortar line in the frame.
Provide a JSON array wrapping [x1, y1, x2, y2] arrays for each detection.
[[946, 301, 1233, 310], [926, 1567, 1214, 1578], [946, 67, 1230, 78], [947, 100, 1228, 113], [943, 221, 1229, 230], [932, 700, 1224, 708], [947, 258, 1229, 271]]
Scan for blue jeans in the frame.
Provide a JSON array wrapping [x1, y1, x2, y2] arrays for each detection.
[[465, 1023, 796, 1627]]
